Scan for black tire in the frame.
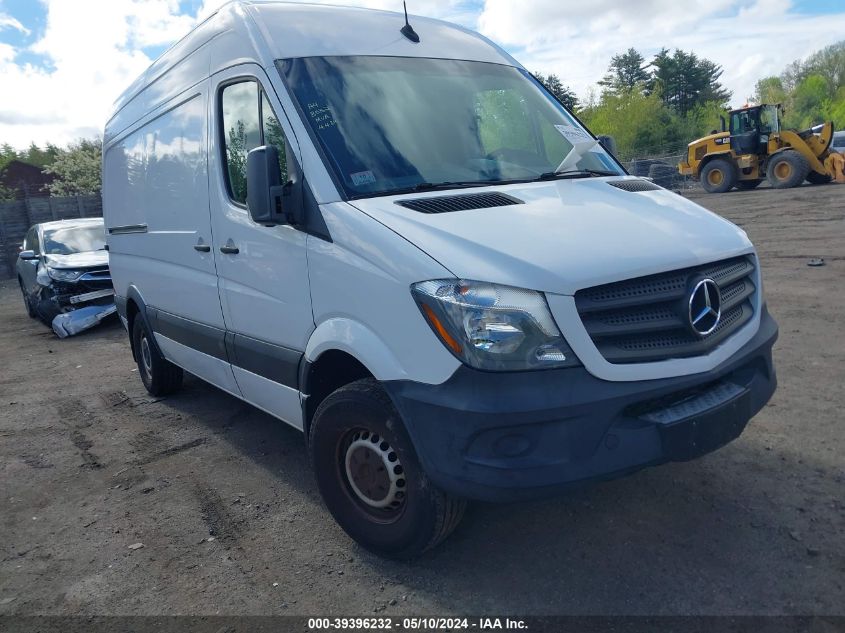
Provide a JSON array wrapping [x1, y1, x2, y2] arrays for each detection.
[[309, 378, 466, 559], [648, 163, 678, 189], [18, 279, 36, 318], [806, 171, 832, 185], [767, 150, 809, 189], [631, 158, 668, 178], [736, 179, 762, 190], [132, 317, 183, 397], [700, 158, 737, 193]]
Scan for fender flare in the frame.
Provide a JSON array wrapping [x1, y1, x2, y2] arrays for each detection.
[[304, 317, 408, 382]]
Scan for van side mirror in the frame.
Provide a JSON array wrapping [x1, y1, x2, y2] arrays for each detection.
[[19, 249, 38, 260], [597, 135, 618, 157], [247, 145, 287, 225]]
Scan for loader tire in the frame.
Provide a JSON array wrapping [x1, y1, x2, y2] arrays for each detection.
[[767, 151, 809, 189], [701, 158, 736, 193], [806, 171, 832, 185]]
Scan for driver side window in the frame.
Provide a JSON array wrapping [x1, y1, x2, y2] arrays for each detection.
[[24, 228, 39, 254], [220, 80, 289, 205]]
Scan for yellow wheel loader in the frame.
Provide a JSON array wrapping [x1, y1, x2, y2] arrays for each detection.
[[679, 104, 845, 193]]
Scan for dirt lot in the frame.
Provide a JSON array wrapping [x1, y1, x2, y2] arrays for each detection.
[[0, 183, 843, 616]]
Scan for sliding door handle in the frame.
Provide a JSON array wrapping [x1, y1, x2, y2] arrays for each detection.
[[220, 245, 240, 255], [193, 244, 211, 252]]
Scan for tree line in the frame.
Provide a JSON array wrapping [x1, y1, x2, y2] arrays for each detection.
[[755, 41, 845, 130], [537, 41, 845, 162], [0, 139, 102, 201]]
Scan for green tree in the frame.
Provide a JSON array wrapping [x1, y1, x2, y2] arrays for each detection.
[[649, 48, 731, 116], [534, 72, 578, 110], [825, 86, 845, 128], [598, 48, 650, 95], [783, 41, 845, 97], [787, 75, 830, 129], [579, 88, 676, 161], [43, 138, 102, 196], [21, 142, 61, 169], [755, 76, 788, 104]]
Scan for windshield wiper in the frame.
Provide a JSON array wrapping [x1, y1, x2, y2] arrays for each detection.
[[534, 169, 619, 181], [365, 180, 512, 198]]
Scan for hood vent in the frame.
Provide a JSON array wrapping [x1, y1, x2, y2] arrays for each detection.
[[607, 179, 662, 192], [395, 192, 523, 214]]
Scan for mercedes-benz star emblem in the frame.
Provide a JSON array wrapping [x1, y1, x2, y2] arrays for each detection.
[[688, 278, 721, 337]]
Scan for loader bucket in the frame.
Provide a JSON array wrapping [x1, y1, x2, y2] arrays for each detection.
[[826, 153, 845, 184]]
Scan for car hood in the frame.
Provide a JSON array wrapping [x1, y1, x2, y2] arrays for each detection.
[[349, 178, 754, 295], [44, 250, 109, 270]]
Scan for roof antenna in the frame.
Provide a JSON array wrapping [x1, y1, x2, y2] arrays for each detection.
[[400, 2, 420, 43]]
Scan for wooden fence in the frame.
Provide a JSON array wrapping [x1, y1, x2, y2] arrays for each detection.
[[0, 195, 103, 279]]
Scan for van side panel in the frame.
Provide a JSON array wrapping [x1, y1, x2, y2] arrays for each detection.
[[105, 86, 240, 395]]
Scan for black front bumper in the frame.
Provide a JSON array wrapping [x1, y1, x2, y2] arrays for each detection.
[[383, 307, 778, 502]]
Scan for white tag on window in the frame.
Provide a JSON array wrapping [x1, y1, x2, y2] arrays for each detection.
[[350, 170, 376, 186]]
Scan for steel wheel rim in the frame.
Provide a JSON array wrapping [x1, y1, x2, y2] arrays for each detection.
[[775, 162, 791, 180], [140, 336, 153, 381], [342, 429, 406, 516]]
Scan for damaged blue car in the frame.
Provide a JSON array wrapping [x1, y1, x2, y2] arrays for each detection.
[[16, 218, 115, 336]]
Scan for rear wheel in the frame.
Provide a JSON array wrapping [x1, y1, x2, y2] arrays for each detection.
[[767, 150, 809, 189], [18, 279, 36, 318], [309, 378, 466, 559], [736, 179, 762, 191], [132, 317, 183, 396], [700, 158, 737, 193], [806, 171, 832, 185]]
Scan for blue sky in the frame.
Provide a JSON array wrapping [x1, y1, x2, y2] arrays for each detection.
[[1, 0, 844, 148]]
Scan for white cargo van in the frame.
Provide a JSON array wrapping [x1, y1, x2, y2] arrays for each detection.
[[103, 1, 778, 557]]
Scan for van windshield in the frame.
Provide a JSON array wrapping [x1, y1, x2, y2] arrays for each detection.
[[278, 56, 622, 198]]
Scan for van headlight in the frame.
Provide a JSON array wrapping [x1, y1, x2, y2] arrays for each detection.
[[412, 280, 580, 371], [47, 267, 83, 282]]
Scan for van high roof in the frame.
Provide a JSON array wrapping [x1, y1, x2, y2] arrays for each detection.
[[109, 1, 516, 123]]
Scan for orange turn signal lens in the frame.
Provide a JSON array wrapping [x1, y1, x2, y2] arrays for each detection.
[[421, 303, 463, 355]]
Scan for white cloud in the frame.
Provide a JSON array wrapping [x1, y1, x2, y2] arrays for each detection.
[[0, 11, 29, 35], [0, 0, 197, 148]]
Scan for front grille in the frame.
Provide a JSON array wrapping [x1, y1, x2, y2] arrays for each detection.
[[395, 192, 522, 214], [575, 256, 756, 363], [77, 268, 113, 293]]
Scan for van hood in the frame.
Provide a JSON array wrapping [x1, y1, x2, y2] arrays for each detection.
[[349, 178, 754, 295], [44, 250, 109, 270]]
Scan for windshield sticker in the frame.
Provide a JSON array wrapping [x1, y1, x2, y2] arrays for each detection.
[[554, 124, 592, 145], [306, 102, 337, 131], [350, 170, 376, 186]]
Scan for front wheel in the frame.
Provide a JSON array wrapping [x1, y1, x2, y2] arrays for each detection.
[[700, 158, 737, 193], [767, 150, 809, 189], [132, 317, 183, 396], [806, 171, 832, 185], [309, 378, 466, 558], [19, 279, 36, 318]]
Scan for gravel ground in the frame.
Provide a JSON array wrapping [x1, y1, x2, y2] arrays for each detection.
[[0, 183, 843, 616]]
